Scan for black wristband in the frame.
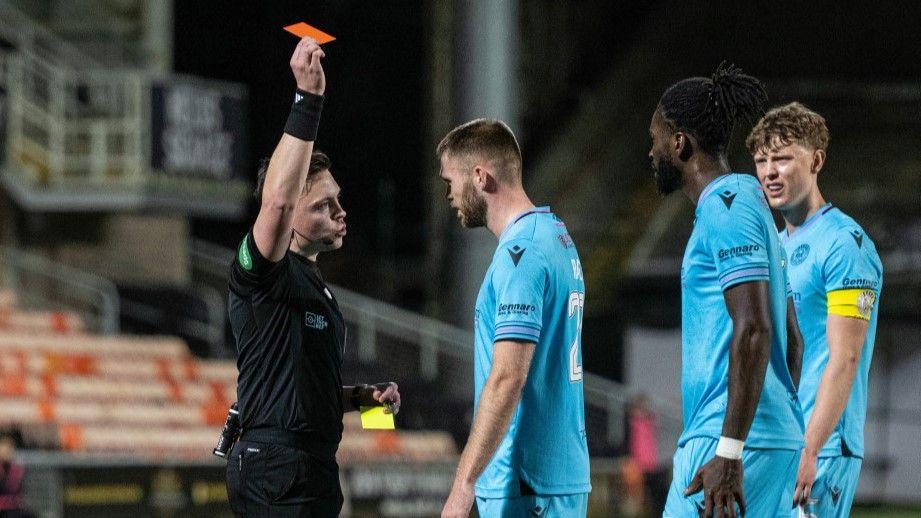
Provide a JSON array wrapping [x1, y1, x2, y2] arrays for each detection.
[[350, 384, 367, 410], [284, 89, 323, 141]]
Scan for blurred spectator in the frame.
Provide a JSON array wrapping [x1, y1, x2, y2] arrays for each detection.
[[619, 394, 667, 517], [0, 433, 30, 518], [628, 394, 659, 473]]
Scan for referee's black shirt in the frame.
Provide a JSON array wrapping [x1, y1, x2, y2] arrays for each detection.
[[227, 229, 346, 451]]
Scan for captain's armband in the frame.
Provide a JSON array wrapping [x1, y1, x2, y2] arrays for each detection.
[[827, 288, 876, 320]]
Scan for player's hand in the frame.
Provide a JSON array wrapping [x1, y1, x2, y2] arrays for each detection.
[[441, 480, 474, 518], [372, 382, 400, 414], [684, 455, 745, 517], [792, 448, 817, 508], [289, 36, 325, 95]]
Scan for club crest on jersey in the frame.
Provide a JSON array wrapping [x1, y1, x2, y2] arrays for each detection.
[[791, 243, 810, 266], [857, 290, 876, 319], [305, 311, 328, 330]]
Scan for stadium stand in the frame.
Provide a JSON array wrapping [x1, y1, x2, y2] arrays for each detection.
[[0, 290, 456, 462]]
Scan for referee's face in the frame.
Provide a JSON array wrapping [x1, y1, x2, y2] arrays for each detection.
[[291, 169, 347, 252]]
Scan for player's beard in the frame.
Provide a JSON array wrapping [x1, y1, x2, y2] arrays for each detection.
[[458, 178, 488, 228], [653, 154, 683, 195]]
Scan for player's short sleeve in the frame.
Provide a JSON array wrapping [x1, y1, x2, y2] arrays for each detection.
[[491, 239, 548, 344], [822, 227, 882, 320], [703, 192, 771, 291], [228, 229, 286, 295]]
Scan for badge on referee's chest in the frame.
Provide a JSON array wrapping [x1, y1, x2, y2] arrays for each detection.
[[305, 311, 328, 330]]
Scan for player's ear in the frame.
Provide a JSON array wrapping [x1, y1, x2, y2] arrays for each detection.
[[675, 131, 694, 162], [473, 165, 493, 192], [811, 149, 826, 175]]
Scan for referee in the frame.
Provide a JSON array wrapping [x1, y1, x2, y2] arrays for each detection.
[[225, 37, 400, 517]]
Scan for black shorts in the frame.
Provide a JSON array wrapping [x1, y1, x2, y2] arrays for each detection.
[[226, 440, 343, 517]]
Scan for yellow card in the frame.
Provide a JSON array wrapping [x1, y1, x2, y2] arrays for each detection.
[[359, 406, 395, 430]]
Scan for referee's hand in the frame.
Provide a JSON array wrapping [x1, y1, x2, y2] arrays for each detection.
[[372, 382, 401, 414], [290, 36, 325, 95]]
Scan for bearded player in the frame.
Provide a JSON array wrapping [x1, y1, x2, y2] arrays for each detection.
[[649, 64, 806, 517], [747, 102, 882, 517], [438, 119, 591, 517]]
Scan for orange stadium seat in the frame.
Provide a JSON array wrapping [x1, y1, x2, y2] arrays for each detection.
[[0, 299, 456, 462]]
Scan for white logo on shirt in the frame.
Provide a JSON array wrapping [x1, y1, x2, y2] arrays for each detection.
[[305, 312, 328, 330]]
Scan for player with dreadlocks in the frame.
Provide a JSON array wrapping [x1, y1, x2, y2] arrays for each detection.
[[649, 63, 806, 517]]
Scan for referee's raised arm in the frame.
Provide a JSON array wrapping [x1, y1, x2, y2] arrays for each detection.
[[252, 36, 326, 261]]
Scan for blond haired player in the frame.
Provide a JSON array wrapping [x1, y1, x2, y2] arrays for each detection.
[[748, 103, 883, 517]]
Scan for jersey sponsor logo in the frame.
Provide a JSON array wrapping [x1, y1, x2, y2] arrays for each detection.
[[497, 303, 536, 317], [842, 277, 878, 289], [718, 190, 737, 209], [857, 290, 876, 319], [238, 236, 253, 271], [850, 230, 864, 248], [304, 311, 328, 330], [791, 243, 811, 266], [507, 245, 526, 266], [717, 244, 761, 261]]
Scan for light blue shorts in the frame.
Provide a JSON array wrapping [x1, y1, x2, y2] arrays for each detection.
[[476, 492, 588, 517], [792, 455, 862, 518], [664, 436, 800, 517]]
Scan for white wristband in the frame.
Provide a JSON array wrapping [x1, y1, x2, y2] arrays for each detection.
[[715, 436, 744, 460]]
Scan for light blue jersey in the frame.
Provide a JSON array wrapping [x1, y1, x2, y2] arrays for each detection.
[[780, 204, 882, 458], [679, 174, 804, 449], [473, 207, 591, 498]]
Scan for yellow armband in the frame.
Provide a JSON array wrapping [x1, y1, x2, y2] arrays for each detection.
[[827, 289, 876, 320]]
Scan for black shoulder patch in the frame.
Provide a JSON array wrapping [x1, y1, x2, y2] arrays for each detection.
[[718, 190, 737, 209], [850, 229, 863, 248], [507, 245, 525, 266]]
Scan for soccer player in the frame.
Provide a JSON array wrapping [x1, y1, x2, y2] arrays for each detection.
[[224, 37, 400, 517], [648, 64, 806, 517], [437, 119, 591, 517], [747, 103, 883, 517]]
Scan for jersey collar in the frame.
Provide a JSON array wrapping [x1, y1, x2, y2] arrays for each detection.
[[697, 173, 733, 205], [781, 203, 833, 243], [499, 206, 551, 242]]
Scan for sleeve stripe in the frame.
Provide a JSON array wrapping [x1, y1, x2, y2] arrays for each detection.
[[495, 325, 541, 339], [496, 320, 541, 330], [719, 267, 769, 286]]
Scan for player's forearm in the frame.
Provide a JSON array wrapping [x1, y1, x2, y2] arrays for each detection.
[[722, 320, 771, 440], [454, 373, 526, 485], [803, 353, 858, 455]]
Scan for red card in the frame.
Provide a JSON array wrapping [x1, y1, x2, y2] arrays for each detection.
[[283, 22, 336, 44]]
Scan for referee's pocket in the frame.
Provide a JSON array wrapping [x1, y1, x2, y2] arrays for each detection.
[[225, 445, 245, 515], [262, 444, 303, 503]]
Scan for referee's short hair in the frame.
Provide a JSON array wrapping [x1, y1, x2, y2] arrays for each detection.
[[254, 150, 332, 201], [437, 119, 522, 184]]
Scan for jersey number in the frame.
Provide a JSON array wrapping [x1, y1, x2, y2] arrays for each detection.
[[568, 291, 585, 382]]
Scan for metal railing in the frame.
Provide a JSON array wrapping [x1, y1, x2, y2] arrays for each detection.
[[189, 239, 683, 452], [0, 3, 249, 216], [0, 245, 120, 334]]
